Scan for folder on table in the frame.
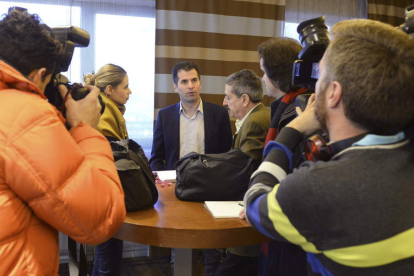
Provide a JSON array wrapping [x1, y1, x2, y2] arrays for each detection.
[[204, 201, 244, 218], [155, 170, 176, 182]]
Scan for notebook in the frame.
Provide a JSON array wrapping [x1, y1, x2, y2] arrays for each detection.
[[204, 201, 244, 218], [155, 170, 176, 182]]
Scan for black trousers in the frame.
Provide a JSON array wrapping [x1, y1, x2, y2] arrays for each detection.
[[215, 252, 258, 276]]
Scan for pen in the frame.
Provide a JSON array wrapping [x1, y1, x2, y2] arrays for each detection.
[[238, 202, 244, 207]]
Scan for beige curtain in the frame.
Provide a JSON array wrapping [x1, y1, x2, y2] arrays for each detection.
[[154, 0, 286, 110], [285, 0, 366, 27], [367, 0, 412, 26]]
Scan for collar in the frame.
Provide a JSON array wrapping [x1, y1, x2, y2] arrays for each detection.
[[179, 99, 204, 115], [235, 103, 261, 133], [0, 59, 66, 124], [333, 131, 408, 159], [0, 59, 44, 97], [353, 132, 406, 146]]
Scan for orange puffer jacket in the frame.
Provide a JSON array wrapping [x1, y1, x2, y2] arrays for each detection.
[[0, 60, 126, 275]]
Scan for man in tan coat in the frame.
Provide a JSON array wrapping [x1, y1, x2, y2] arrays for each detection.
[[225, 70, 271, 164], [204, 69, 270, 276]]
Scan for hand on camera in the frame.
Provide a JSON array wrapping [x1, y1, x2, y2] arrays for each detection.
[[287, 94, 321, 136], [58, 84, 102, 128]]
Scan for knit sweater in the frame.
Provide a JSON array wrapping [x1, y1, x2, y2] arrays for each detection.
[[244, 127, 414, 276]]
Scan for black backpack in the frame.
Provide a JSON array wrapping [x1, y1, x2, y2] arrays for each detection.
[[110, 139, 158, 211], [174, 148, 257, 201]]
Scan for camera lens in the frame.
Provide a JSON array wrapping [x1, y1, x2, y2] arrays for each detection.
[[297, 16, 330, 60]]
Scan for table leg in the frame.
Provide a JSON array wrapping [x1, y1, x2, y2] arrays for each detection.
[[174, 248, 199, 276]]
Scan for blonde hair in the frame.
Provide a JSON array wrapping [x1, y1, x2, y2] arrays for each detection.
[[83, 64, 127, 92], [324, 19, 414, 134]]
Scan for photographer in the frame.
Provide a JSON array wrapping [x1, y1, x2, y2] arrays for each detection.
[[0, 10, 126, 275], [257, 37, 308, 276], [244, 19, 414, 276]]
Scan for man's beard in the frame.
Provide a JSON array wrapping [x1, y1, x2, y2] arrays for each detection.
[[315, 81, 329, 135]]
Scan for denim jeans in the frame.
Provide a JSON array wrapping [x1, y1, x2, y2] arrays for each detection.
[[92, 238, 123, 276]]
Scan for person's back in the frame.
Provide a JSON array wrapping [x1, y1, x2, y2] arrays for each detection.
[[0, 10, 125, 275], [257, 36, 308, 276], [289, 136, 414, 274]]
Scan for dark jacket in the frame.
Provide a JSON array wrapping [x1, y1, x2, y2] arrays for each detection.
[[150, 101, 232, 170]]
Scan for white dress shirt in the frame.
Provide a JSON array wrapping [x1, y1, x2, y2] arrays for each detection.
[[179, 100, 205, 158], [235, 103, 261, 134]]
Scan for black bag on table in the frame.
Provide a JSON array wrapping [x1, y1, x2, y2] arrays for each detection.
[[174, 148, 257, 201], [110, 139, 158, 212]]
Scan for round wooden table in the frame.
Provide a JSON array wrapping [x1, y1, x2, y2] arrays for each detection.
[[113, 184, 270, 275]]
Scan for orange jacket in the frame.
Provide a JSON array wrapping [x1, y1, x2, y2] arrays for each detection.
[[0, 60, 126, 275]]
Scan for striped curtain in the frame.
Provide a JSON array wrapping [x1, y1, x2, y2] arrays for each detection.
[[154, 0, 285, 113], [367, 0, 412, 26]]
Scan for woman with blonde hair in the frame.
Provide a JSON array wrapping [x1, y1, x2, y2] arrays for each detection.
[[84, 63, 131, 142], [86, 64, 157, 275], [84, 64, 131, 276]]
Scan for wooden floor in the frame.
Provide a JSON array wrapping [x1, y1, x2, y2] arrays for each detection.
[[58, 255, 205, 276]]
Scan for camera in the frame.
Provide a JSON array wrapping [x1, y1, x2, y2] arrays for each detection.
[[7, 7, 104, 119], [44, 26, 105, 116], [292, 16, 330, 91], [397, 4, 414, 37], [292, 16, 330, 111]]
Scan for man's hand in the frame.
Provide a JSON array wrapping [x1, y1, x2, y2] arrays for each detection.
[[58, 84, 102, 128], [287, 94, 321, 136]]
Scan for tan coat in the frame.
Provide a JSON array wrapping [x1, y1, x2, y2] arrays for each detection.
[[230, 103, 270, 257], [233, 103, 271, 164]]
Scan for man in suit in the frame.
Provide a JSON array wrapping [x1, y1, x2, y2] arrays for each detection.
[[206, 69, 270, 276], [150, 61, 232, 171]]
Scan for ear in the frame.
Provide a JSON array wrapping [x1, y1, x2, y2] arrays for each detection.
[[105, 85, 114, 95], [242, 94, 250, 107], [327, 81, 342, 109], [173, 83, 178, 93], [28, 68, 47, 87]]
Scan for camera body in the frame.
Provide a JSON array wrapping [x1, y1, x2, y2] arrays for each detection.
[[292, 16, 330, 91], [7, 7, 103, 117], [291, 16, 330, 111], [43, 26, 105, 118], [43, 26, 105, 114], [397, 4, 414, 37]]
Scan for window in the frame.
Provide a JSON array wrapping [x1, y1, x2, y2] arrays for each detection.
[[95, 14, 155, 155], [0, 0, 156, 156], [0, 2, 81, 82], [284, 22, 300, 41]]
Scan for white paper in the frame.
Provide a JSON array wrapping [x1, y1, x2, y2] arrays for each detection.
[[155, 170, 176, 182], [204, 201, 244, 218]]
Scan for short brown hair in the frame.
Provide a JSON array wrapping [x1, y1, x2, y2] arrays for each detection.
[[324, 19, 414, 135], [172, 61, 201, 85], [258, 37, 302, 93]]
